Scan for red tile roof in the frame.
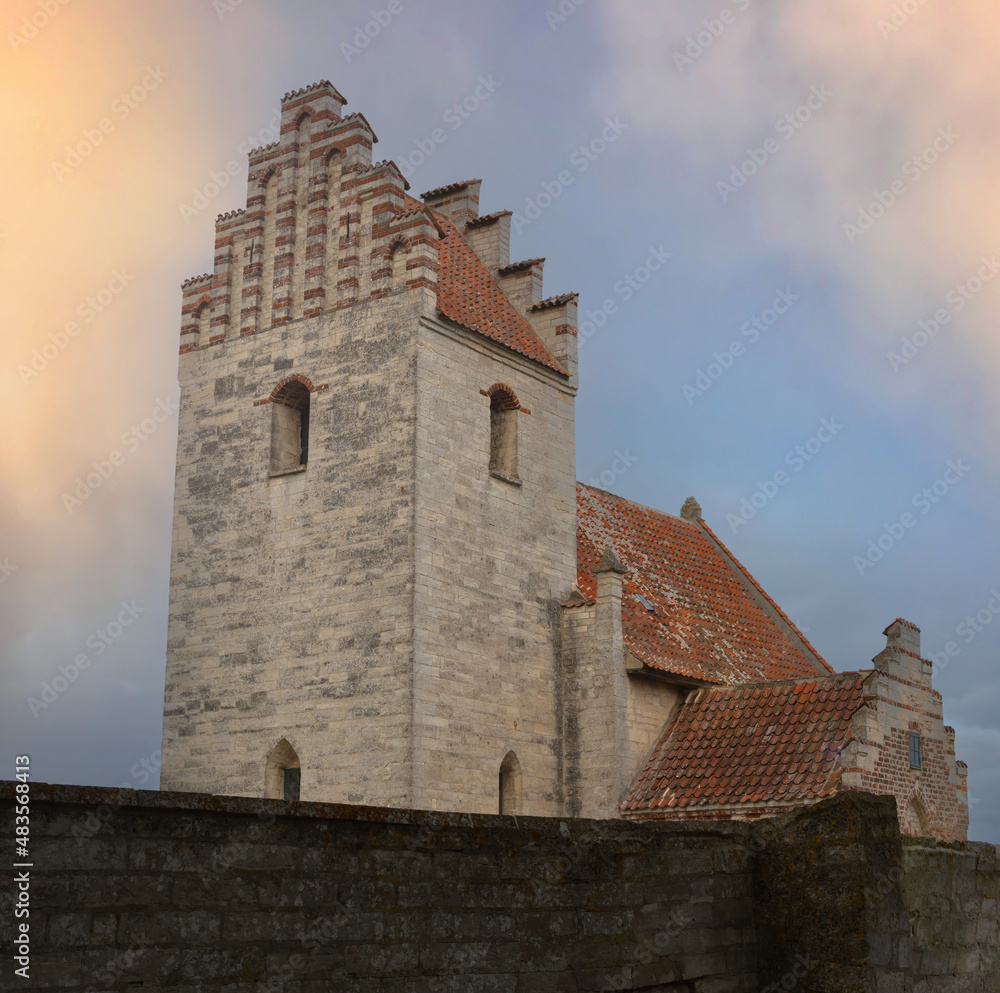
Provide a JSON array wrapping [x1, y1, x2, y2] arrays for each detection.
[[408, 196, 565, 374], [465, 210, 513, 228], [530, 293, 579, 311], [622, 672, 868, 813], [575, 484, 831, 684], [420, 178, 481, 200]]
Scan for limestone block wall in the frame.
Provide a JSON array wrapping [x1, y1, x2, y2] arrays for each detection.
[[753, 792, 915, 992], [162, 289, 426, 807], [559, 590, 629, 822], [2, 784, 996, 991], [411, 316, 578, 816], [623, 676, 684, 797], [165, 81, 452, 809], [752, 792, 998, 993], [0, 782, 759, 991], [901, 836, 1000, 989]]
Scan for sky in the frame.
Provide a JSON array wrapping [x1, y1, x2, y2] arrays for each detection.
[[1, 0, 997, 842]]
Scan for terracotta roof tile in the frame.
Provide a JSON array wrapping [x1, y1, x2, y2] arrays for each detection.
[[405, 196, 565, 374], [498, 258, 544, 275], [530, 293, 579, 311], [420, 178, 481, 199], [622, 673, 867, 812], [576, 484, 830, 684], [465, 210, 512, 228]]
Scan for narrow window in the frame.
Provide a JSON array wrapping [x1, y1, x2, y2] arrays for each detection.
[[195, 302, 210, 344], [909, 731, 922, 769], [265, 738, 301, 800], [489, 389, 519, 479], [390, 242, 407, 291], [270, 381, 310, 474], [499, 751, 521, 815], [283, 767, 301, 802]]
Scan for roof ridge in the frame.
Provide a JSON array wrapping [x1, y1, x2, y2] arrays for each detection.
[[694, 671, 866, 693], [577, 481, 695, 527], [530, 292, 579, 311], [466, 210, 513, 228], [282, 80, 347, 104], [420, 178, 481, 199], [248, 140, 279, 157], [498, 257, 544, 275]]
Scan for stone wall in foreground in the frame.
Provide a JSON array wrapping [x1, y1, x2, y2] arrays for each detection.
[[901, 836, 999, 990], [0, 783, 996, 991]]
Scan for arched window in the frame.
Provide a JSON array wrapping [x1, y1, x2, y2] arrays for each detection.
[[270, 380, 310, 474], [489, 388, 519, 480], [389, 241, 407, 291], [195, 301, 210, 344], [265, 738, 301, 801], [902, 794, 929, 837], [499, 751, 521, 815]]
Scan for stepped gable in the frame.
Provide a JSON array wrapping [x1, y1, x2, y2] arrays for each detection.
[[178, 80, 565, 375], [622, 672, 868, 813], [575, 483, 831, 684]]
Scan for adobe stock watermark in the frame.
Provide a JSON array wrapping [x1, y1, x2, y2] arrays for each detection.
[[673, 0, 753, 73], [397, 76, 501, 180], [546, 0, 589, 30], [18, 269, 135, 385], [62, 398, 177, 514], [578, 245, 673, 347], [682, 288, 799, 403], [213, 0, 245, 19], [340, 0, 415, 63], [727, 418, 844, 534], [888, 254, 1000, 371], [928, 587, 1000, 673], [853, 459, 970, 575], [0, 559, 18, 587], [26, 601, 145, 717], [51, 66, 169, 182], [179, 108, 281, 222], [717, 85, 832, 202], [588, 449, 639, 491], [878, 0, 935, 39], [512, 116, 628, 233], [843, 127, 959, 244], [8, 0, 73, 52]]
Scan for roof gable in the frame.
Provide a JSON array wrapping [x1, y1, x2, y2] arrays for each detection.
[[575, 484, 831, 684]]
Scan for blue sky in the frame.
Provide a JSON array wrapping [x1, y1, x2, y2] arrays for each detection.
[[1, 0, 997, 841]]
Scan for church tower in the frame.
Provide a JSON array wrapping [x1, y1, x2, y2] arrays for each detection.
[[160, 83, 579, 815]]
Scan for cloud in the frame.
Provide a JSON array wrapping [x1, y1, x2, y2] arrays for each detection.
[[597, 1, 1000, 426]]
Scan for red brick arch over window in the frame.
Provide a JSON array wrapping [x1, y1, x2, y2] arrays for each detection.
[[253, 374, 329, 407], [480, 383, 530, 414], [255, 165, 281, 189]]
